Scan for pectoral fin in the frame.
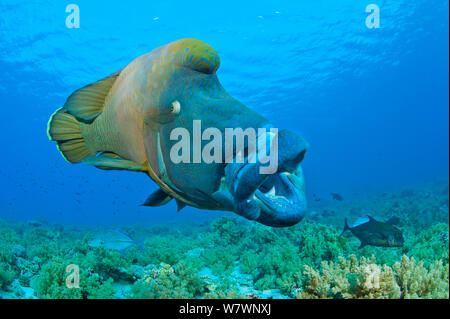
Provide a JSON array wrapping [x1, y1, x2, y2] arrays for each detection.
[[141, 188, 172, 207], [82, 152, 147, 171], [175, 199, 187, 211]]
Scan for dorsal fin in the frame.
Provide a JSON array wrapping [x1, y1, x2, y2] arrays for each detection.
[[352, 217, 370, 227], [367, 215, 376, 222], [63, 69, 122, 122]]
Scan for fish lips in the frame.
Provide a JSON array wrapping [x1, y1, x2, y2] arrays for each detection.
[[221, 137, 308, 226], [253, 170, 307, 227], [210, 128, 308, 227]]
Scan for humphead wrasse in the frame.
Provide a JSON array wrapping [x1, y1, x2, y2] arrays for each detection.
[[47, 38, 309, 227]]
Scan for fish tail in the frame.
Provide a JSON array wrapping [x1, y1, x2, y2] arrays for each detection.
[[137, 237, 145, 254], [47, 108, 94, 163], [47, 70, 121, 164], [340, 217, 349, 236]]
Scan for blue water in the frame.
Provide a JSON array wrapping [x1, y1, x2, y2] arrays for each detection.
[[0, 0, 448, 225]]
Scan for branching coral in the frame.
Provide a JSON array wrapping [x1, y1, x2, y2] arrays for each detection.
[[211, 218, 249, 246], [295, 221, 350, 267], [405, 223, 449, 266], [0, 264, 15, 289], [298, 254, 448, 299], [298, 255, 401, 299], [31, 256, 115, 299], [129, 261, 204, 299], [394, 255, 449, 299]]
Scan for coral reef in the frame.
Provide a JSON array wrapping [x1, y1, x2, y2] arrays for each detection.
[[129, 261, 205, 299], [0, 180, 448, 299], [298, 254, 448, 299]]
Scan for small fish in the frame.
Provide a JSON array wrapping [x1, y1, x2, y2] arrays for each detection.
[[330, 192, 343, 201], [88, 229, 144, 253], [27, 220, 43, 227], [340, 216, 404, 249]]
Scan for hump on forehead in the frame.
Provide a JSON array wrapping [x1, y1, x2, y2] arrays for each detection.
[[166, 38, 220, 74]]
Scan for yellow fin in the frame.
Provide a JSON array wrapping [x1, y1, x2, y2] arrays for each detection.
[[47, 108, 95, 163], [63, 69, 121, 122], [82, 154, 146, 171]]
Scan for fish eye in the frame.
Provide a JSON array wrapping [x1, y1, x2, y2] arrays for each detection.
[[170, 100, 181, 114]]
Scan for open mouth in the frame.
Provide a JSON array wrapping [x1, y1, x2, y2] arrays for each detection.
[[211, 128, 308, 227], [231, 163, 307, 227], [226, 136, 307, 226], [254, 170, 306, 224]]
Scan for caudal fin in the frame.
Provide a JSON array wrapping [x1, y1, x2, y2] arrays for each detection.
[[339, 217, 350, 236], [47, 108, 94, 163], [47, 69, 122, 163], [137, 237, 145, 254]]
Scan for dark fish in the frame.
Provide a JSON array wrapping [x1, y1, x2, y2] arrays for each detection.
[[340, 216, 404, 249], [386, 216, 401, 225], [330, 192, 343, 201], [27, 220, 43, 227]]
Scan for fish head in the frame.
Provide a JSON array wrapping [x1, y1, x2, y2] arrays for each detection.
[[141, 38, 308, 227], [370, 227, 404, 247], [386, 228, 404, 247]]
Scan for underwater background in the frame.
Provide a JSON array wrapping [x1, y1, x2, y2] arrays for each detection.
[[0, 0, 448, 298]]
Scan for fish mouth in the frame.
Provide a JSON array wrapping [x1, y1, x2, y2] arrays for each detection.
[[212, 129, 308, 227], [252, 169, 307, 227]]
